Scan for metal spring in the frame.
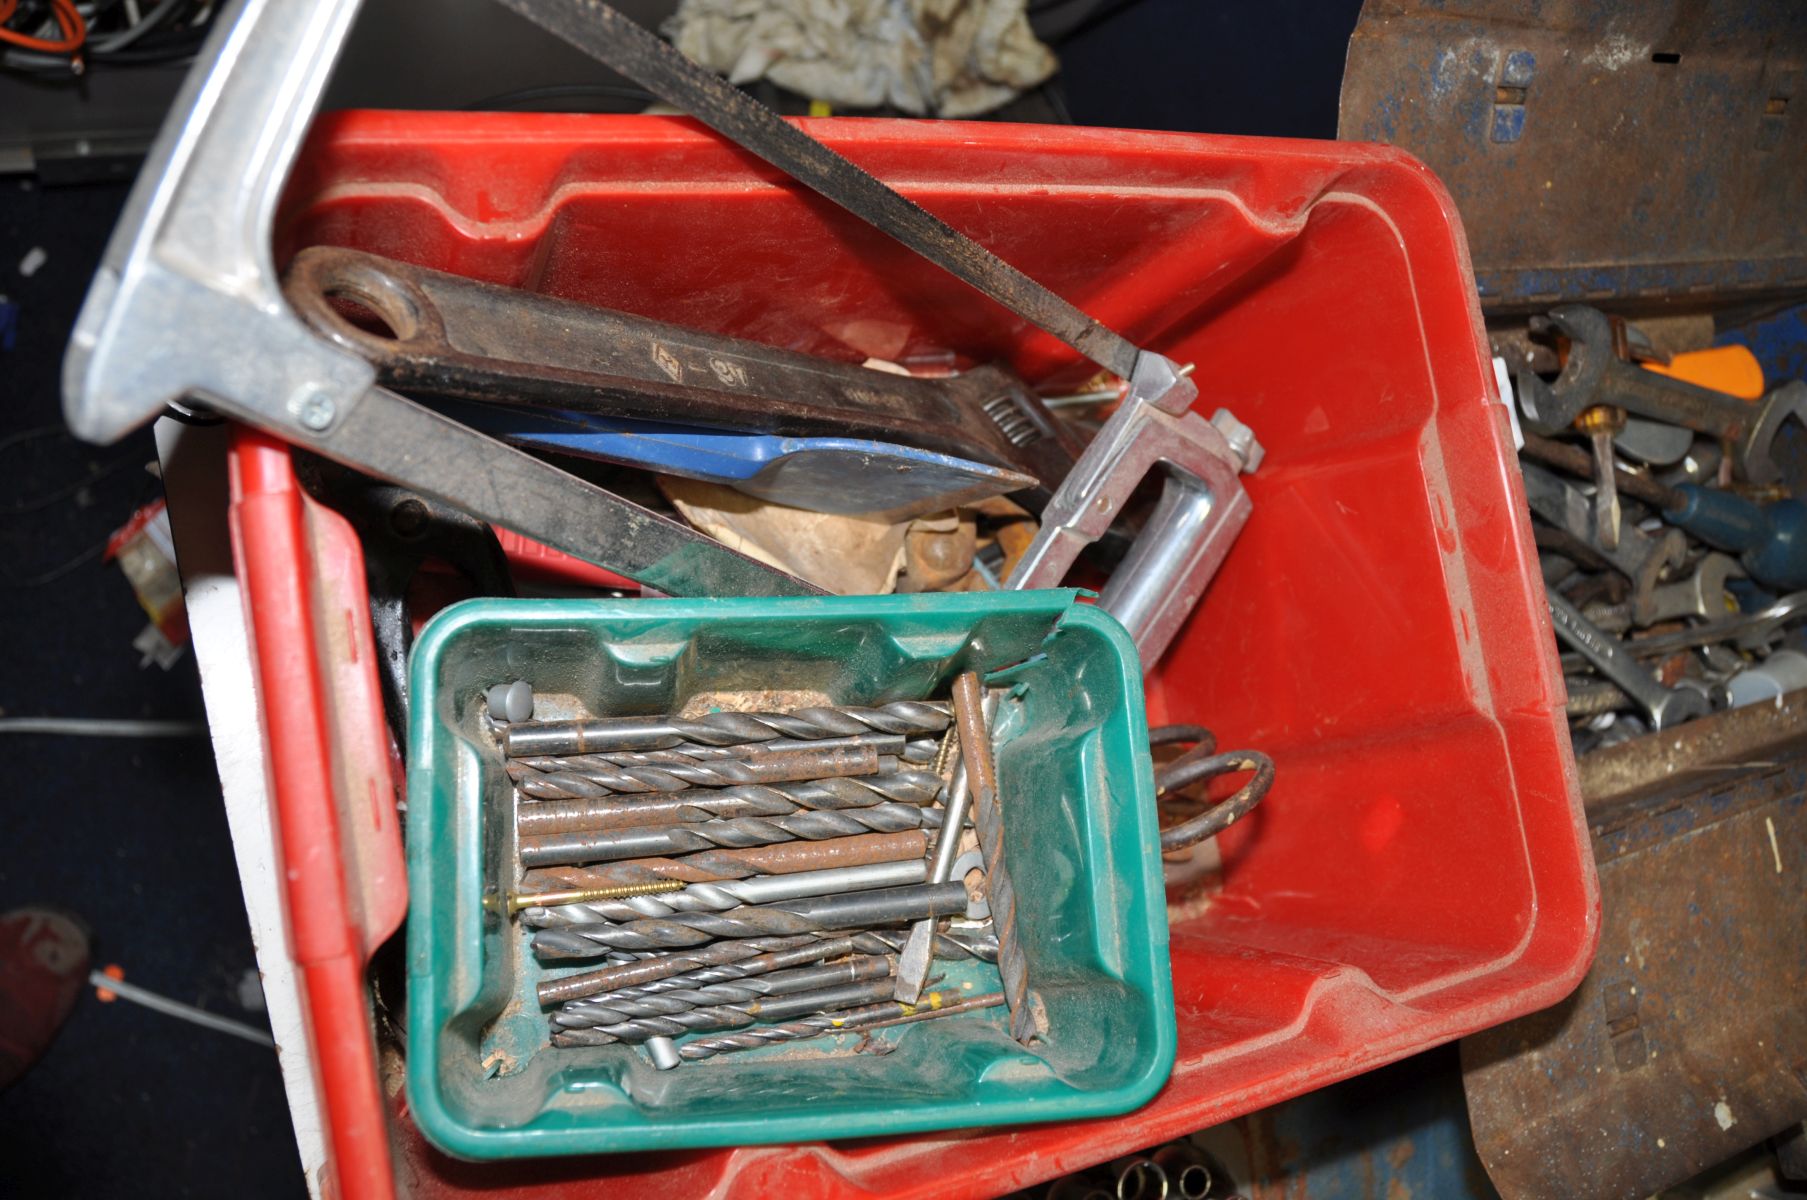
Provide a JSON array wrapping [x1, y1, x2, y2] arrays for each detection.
[[982, 394, 1041, 447]]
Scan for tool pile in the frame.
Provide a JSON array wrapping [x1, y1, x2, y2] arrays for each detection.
[[1510, 306, 1807, 751], [486, 673, 1040, 1068]]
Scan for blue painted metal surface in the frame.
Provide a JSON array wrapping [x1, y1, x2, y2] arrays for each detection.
[[436, 399, 1034, 522], [1339, 2, 1807, 314]]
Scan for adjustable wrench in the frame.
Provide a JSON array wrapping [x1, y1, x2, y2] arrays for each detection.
[[1547, 592, 1709, 730], [282, 247, 1075, 511], [1516, 305, 1807, 484], [1520, 462, 1687, 627]]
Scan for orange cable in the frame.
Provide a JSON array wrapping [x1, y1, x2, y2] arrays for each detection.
[[0, 0, 87, 55]]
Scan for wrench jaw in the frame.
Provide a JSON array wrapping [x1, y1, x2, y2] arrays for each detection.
[[1737, 378, 1807, 487], [1516, 306, 1615, 435]]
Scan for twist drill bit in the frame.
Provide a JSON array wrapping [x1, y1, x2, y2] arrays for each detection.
[[673, 988, 990, 1061], [534, 925, 998, 1006], [954, 671, 1037, 1043], [521, 860, 926, 926], [508, 743, 885, 799], [503, 701, 952, 757], [521, 830, 931, 891], [529, 881, 971, 958], [590, 732, 939, 767], [552, 956, 895, 1038], [549, 976, 904, 1047], [582, 930, 998, 1007], [518, 800, 943, 868], [514, 770, 944, 835]]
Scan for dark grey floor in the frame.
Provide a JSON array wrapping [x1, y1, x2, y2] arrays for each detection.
[[0, 176, 306, 1197]]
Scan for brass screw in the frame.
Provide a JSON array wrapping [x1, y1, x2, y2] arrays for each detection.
[[484, 879, 685, 917], [1574, 404, 1626, 436]]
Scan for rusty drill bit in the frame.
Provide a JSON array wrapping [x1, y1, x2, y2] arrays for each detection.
[[522, 860, 926, 926], [522, 829, 931, 892], [593, 732, 940, 767], [530, 881, 971, 959], [551, 976, 906, 1048], [535, 926, 999, 1006], [503, 701, 952, 757], [954, 671, 1037, 1043], [518, 800, 944, 868], [508, 743, 886, 799], [673, 988, 993, 1061], [514, 770, 945, 836], [551, 956, 895, 1039]]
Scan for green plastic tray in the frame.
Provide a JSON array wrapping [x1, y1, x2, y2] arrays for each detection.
[[404, 591, 1174, 1158]]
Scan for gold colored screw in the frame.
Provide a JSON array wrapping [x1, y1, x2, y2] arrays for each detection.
[[484, 879, 685, 917]]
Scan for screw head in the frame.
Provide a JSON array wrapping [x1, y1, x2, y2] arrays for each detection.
[[288, 386, 337, 433]]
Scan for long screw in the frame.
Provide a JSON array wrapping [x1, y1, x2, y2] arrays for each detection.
[[521, 860, 927, 926], [673, 988, 993, 1061], [955, 672, 1036, 1043], [551, 956, 895, 1040], [491, 879, 684, 917], [521, 830, 929, 890], [534, 926, 998, 1006], [518, 801, 944, 868], [514, 771, 945, 836], [503, 701, 952, 757], [549, 976, 903, 1047], [507, 743, 886, 799], [530, 882, 971, 958]]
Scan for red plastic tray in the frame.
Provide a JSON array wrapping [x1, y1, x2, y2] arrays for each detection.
[[234, 111, 1598, 1199]]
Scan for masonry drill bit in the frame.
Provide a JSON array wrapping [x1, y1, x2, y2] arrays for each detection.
[[521, 860, 927, 926], [534, 925, 998, 1006], [552, 956, 895, 1038], [530, 881, 971, 958], [508, 743, 886, 799], [954, 671, 1037, 1043], [503, 701, 952, 757], [549, 976, 904, 1047], [522, 830, 931, 891], [518, 800, 944, 868], [673, 988, 986, 1061]]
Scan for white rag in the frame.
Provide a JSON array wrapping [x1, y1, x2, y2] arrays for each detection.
[[664, 0, 1059, 118]]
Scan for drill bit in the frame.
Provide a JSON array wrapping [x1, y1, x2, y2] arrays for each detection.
[[521, 830, 930, 891], [551, 956, 895, 1039], [593, 732, 940, 766], [673, 988, 989, 1062], [549, 976, 903, 1047], [567, 930, 998, 1011], [518, 800, 944, 868], [503, 701, 952, 757], [894, 689, 998, 1002], [521, 859, 927, 926], [507, 743, 886, 799], [513, 771, 945, 835], [529, 881, 971, 958], [535, 926, 999, 1006], [954, 671, 1037, 1043]]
